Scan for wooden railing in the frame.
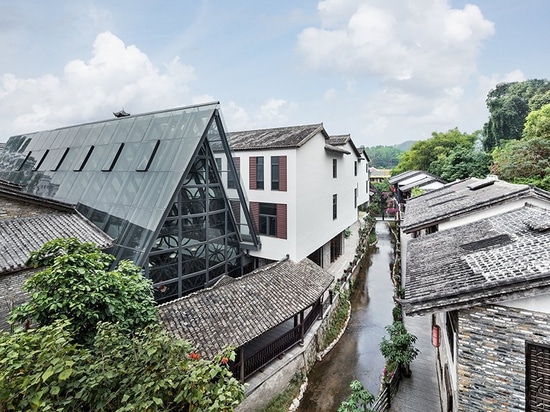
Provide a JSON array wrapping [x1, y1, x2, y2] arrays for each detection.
[[232, 300, 324, 381], [371, 365, 403, 411]]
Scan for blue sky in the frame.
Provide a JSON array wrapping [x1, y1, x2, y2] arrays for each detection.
[[0, 0, 548, 146]]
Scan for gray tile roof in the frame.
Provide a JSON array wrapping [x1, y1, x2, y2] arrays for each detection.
[[401, 178, 550, 232], [0, 212, 114, 274], [325, 143, 350, 154], [158, 257, 334, 358], [398, 174, 445, 192], [402, 204, 550, 315], [388, 170, 423, 184], [229, 124, 326, 150]]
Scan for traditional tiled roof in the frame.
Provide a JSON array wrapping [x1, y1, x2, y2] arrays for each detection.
[[401, 177, 550, 232], [327, 134, 361, 157], [0, 211, 114, 274], [229, 124, 326, 150], [388, 170, 423, 185], [369, 167, 391, 179], [402, 204, 550, 315], [398, 173, 445, 192], [324, 143, 350, 154], [158, 257, 334, 358]]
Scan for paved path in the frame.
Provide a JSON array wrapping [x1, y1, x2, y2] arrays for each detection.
[[390, 227, 441, 411]]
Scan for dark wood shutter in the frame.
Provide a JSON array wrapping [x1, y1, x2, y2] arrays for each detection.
[[249, 157, 257, 190], [250, 201, 259, 233], [279, 156, 287, 192], [277, 203, 287, 239]]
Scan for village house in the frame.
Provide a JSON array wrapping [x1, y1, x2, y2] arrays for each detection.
[[228, 125, 370, 268], [400, 176, 550, 411]]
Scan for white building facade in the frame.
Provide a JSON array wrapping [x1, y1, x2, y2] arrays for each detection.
[[228, 124, 369, 268]]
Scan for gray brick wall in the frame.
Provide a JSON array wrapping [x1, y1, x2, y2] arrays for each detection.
[[458, 304, 550, 411], [0, 269, 35, 331]]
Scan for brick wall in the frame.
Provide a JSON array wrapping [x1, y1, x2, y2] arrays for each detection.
[[0, 269, 36, 331], [458, 304, 550, 411]]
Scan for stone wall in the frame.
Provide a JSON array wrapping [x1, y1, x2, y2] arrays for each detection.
[[0, 269, 35, 330], [0, 196, 63, 220], [457, 304, 550, 411]]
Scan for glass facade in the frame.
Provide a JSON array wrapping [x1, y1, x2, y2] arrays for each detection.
[[0, 103, 260, 301]]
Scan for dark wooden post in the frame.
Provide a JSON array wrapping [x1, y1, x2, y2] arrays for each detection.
[[300, 310, 305, 344], [239, 347, 245, 382]]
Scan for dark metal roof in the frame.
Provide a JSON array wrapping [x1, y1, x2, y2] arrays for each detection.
[[0, 211, 114, 275], [401, 178, 550, 232], [158, 257, 334, 358], [402, 204, 550, 315], [229, 124, 326, 150]]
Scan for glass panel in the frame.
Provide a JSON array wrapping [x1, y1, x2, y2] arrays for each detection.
[[101, 143, 124, 171], [145, 112, 173, 141], [84, 144, 110, 171], [96, 120, 118, 145], [111, 117, 135, 143], [128, 114, 153, 142], [73, 146, 94, 171], [115, 172, 143, 205], [136, 140, 160, 171]]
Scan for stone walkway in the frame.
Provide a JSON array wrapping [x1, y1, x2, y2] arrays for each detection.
[[390, 227, 441, 411], [389, 313, 441, 411]]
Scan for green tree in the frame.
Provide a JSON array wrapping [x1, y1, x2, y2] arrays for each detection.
[[380, 321, 419, 377], [365, 145, 404, 169], [523, 103, 550, 140], [429, 146, 491, 181], [9, 238, 158, 345], [338, 380, 375, 412], [0, 321, 244, 411], [483, 79, 550, 151], [490, 137, 550, 191], [392, 128, 478, 175]]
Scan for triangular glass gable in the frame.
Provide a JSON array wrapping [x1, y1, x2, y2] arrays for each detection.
[[0, 103, 260, 302]]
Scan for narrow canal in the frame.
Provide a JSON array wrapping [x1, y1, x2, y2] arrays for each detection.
[[297, 220, 396, 411]]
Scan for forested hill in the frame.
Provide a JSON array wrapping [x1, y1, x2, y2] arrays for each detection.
[[365, 141, 414, 169]]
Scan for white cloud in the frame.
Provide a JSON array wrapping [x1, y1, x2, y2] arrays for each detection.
[[297, 0, 494, 93], [0, 31, 197, 138]]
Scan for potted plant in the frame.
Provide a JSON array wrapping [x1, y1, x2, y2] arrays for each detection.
[[379, 321, 419, 378]]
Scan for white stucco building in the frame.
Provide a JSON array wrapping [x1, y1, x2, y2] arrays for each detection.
[[227, 124, 369, 268]]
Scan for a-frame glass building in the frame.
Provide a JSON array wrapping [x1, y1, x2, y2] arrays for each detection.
[[0, 102, 260, 303]]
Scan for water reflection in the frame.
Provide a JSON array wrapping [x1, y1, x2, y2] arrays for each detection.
[[298, 221, 395, 412]]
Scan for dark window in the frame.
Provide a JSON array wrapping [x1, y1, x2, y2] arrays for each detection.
[[446, 311, 458, 362], [354, 188, 357, 208], [333, 159, 337, 178], [354, 161, 357, 176], [136, 140, 160, 172], [33, 150, 49, 171], [102, 143, 125, 172], [256, 156, 264, 189], [271, 156, 279, 190], [333, 194, 337, 220], [259, 203, 277, 236], [228, 157, 239, 189], [74, 146, 94, 171], [526, 342, 550, 411]]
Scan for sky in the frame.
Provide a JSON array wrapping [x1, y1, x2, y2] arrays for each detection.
[[0, 1, 548, 147]]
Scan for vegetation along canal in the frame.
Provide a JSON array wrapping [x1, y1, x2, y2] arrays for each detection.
[[297, 220, 396, 411]]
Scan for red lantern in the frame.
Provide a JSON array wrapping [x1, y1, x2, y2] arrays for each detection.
[[432, 325, 441, 347]]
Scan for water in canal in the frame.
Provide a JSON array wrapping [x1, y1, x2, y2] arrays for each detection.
[[297, 220, 396, 411]]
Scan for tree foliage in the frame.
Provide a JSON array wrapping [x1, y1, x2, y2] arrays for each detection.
[[0, 321, 244, 411], [9, 238, 158, 345], [364, 145, 404, 169], [429, 146, 491, 181], [523, 103, 550, 140], [490, 137, 550, 191], [338, 380, 375, 412], [379, 321, 419, 368], [483, 79, 550, 151], [392, 128, 478, 176]]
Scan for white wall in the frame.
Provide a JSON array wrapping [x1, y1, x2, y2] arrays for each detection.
[[502, 293, 550, 314], [237, 132, 367, 263]]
